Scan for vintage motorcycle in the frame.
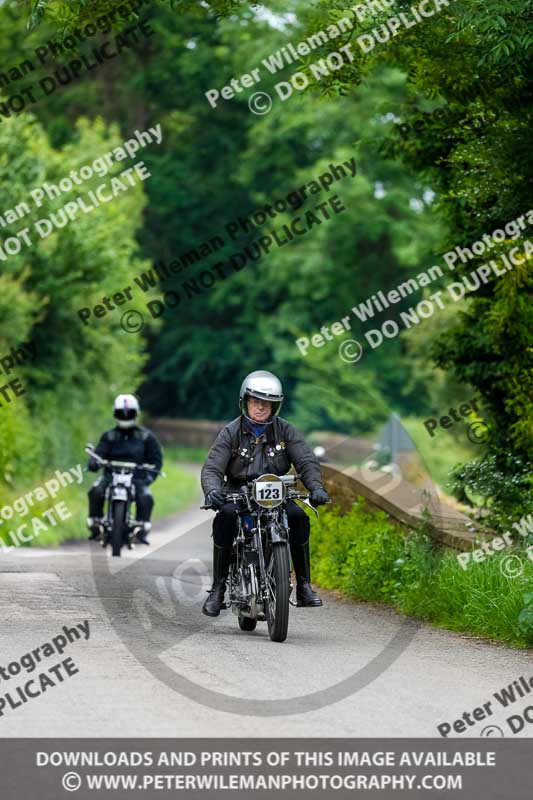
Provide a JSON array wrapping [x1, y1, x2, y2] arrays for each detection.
[[203, 473, 318, 643], [85, 445, 163, 557]]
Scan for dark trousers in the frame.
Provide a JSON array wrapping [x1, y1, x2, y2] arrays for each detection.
[[88, 477, 154, 521], [212, 499, 309, 548]]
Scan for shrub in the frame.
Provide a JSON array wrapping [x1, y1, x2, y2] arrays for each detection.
[[310, 500, 533, 647], [450, 450, 533, 533]]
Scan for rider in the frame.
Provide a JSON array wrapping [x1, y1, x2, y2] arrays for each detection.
[[201, 370, 330, 617], [87, 394, 163, 545]]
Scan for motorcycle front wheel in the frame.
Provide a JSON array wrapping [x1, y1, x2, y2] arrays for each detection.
[[265, 543, 290, 643], [111, 500, 127, 557]]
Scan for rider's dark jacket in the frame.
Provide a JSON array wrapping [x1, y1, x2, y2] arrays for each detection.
[[201, 416, 324, 494], [91, 426, 163, 483]]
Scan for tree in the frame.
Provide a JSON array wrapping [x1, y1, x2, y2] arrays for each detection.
[[0, 112, 149, 480], [7, 0, 446, 431], [298, 0, 533, 521]]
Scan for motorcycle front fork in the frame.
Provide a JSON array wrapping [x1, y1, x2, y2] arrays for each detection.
[[98, 501, 145, 548], [259, 536, 295, 606]]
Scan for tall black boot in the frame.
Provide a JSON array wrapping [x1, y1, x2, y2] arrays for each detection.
[[202, 544, 233, 617], [290, 540, 322, 607]]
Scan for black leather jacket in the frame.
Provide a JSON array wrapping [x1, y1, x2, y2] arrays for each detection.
[[201, 416, 323, 494], [91, 426, 163, 483]]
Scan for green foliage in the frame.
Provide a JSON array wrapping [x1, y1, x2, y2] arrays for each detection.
[[290, 338, 389, 434], [310, 500, 413, 602], [0, 460, 197, 548], [0, 402, 43, 487], [310, 501, 533, 646], [298, 0, 533, 513], [1, 0, 446, 431], [518, 593, 533, 641], [0, 112, 149, 484], [0, 0, 529, 530], [450, 451, 533, 532], [163, 445, 209, 464], [23, 0, 250, 32]]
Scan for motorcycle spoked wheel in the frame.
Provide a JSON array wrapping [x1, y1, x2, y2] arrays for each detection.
[[111, 500, 127, 557], [265, 543, 290, 643]]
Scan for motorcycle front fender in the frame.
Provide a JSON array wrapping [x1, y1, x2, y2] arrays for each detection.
[[270, 526, 289, 544]]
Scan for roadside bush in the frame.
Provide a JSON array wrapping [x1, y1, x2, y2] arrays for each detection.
[[310, 500, 533, 648], [310, 501, 404, 602], [450, 450, 533, 533]]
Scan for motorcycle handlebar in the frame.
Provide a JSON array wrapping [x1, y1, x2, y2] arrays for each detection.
[[201, 487, 313, 510], [85, 447, 165, 476]]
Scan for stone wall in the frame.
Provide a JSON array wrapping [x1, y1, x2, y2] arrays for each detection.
[[147, 417, 224, 449], [321, 464, 483, 551]]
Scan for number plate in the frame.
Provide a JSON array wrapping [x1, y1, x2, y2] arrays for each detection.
[[253, 474, 286, 508], [112, 473, 132, 487]]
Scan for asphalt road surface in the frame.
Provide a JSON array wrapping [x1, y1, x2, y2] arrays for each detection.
[[1, 472, 531, 738]]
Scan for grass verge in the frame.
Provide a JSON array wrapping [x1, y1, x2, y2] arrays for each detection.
[[0, 460, 199, 549], [309, 500, 533, 648]]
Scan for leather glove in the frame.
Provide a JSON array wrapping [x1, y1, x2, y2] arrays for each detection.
[[205, 489, 225, 511], [88, 458, 101, 472], [310, 487, 330, 507]]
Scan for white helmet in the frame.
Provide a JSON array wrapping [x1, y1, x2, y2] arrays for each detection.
[[113, 394, 140, 429], [239, 370, 283, 421]]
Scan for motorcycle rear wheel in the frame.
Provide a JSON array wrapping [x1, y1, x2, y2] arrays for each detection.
[[265, 543, 290, 643], [111, 500, 127, 557]]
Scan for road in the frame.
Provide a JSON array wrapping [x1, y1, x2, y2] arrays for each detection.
[[0, 471, 531, 739]]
